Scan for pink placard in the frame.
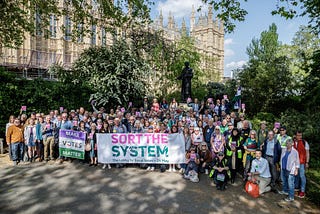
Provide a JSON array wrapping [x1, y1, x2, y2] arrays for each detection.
[[21, 106, 27, 111], [223, 95, 228, 100], [59, 107, 64, 112], [241, 103, 245, 109], [121, 107, 125, 113], [274, 122, 280, 129]]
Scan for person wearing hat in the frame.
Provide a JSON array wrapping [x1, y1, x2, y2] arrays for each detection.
[[184, 146, 200, 179], [191, 126, 204, 149], [198, 142, 212, 174], [277, 126, 292, 154], [210, 151, 229, 190], [226, 127, 243, 183], [279, 138, 299, 202]]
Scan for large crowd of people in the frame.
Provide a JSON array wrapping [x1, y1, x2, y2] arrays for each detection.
[[5, 96, 310, 201]]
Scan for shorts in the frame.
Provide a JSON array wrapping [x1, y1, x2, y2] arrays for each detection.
[[28, 139, 36, 147]]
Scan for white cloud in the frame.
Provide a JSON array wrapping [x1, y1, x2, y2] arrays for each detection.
[[225, 49, 235, 57], [224, 38, 233, 45], [226, 60, 247, 69], [157, 0, 204, 19]]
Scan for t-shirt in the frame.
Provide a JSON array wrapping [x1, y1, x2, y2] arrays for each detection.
[[282, 151, 291, 170]]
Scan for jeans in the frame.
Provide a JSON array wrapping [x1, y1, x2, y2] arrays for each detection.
[[10, 142, 23, 161], [295, 164, 306, 192], [185, 162, 198, 175], [282, 169, 295, 199]]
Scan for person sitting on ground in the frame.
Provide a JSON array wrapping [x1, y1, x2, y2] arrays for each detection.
[[184, 146, 200, 179], [198, 142, 212, 174], [248, 149, 272, 195], [211, 151, 229, 190]]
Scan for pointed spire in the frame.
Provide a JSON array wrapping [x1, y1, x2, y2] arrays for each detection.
[[159, 10, 163, 27], [208, 5, 213, 22], [190, 5, 196, 32], [181, 18, 187, 35], [191, 5, 195, 17], [168, 11, 174, 29]]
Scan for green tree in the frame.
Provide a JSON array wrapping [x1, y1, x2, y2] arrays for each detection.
[[0, 0, 152, 47], [202, 0, 320, 34], [57, 39, 151, 106], [237, 23, 293, 115]]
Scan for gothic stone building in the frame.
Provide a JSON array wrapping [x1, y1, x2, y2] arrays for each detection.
[[0, 3, 224, 82]]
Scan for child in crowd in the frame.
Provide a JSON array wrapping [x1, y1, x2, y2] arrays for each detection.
[[184, 146, 200, 179]]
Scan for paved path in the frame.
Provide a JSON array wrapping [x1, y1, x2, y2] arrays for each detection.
[[0, 155, 319, 214]]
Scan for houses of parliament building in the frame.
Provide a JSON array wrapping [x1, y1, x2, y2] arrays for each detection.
[[0, 3, 224, 82]]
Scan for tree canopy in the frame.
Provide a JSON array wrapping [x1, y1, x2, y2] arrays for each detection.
[[202, 0, 320, 34], [0, 0, 152, 47], [56, 39, 151, 106]]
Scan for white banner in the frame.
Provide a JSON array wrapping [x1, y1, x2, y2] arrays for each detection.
[[97, 133, 186, 164]]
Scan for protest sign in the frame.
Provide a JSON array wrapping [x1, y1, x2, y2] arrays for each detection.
[[59, 130, 86, 159], [97, 133, 186, 164]]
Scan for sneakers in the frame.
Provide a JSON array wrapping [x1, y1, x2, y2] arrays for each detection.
[[102, 164, 106, 169], [168, 167, 172, 172], [179, 168, 185, 174], [284, 197, 294, 202], [205, 169, 209, 175], [183, 174, 190, 180], [150, 167, 155, 171], [278, 191, 289, 195], [108, 164, 112, 169], [298, 192, 305, 198], [172, 167, 176, 172], [146, 166, 151, 171]]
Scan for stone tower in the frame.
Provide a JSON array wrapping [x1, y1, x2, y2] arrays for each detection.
[[153, 5, 224, 82]]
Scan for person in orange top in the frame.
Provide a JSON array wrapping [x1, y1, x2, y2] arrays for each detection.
[[6, 118, 24, 165], [293, 130, 310, 199]]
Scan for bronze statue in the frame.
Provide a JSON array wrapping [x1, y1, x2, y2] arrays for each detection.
[[177, 62, 193, 102]]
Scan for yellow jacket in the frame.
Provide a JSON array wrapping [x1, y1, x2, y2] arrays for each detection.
[[6, 125, 24, 144]]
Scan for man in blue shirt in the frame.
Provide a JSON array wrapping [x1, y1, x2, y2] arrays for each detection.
[[262, 131, 282, 192], [248, 149, 272, 195]]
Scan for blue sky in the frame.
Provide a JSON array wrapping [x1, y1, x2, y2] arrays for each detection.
[[149, 0, 309, 77]]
